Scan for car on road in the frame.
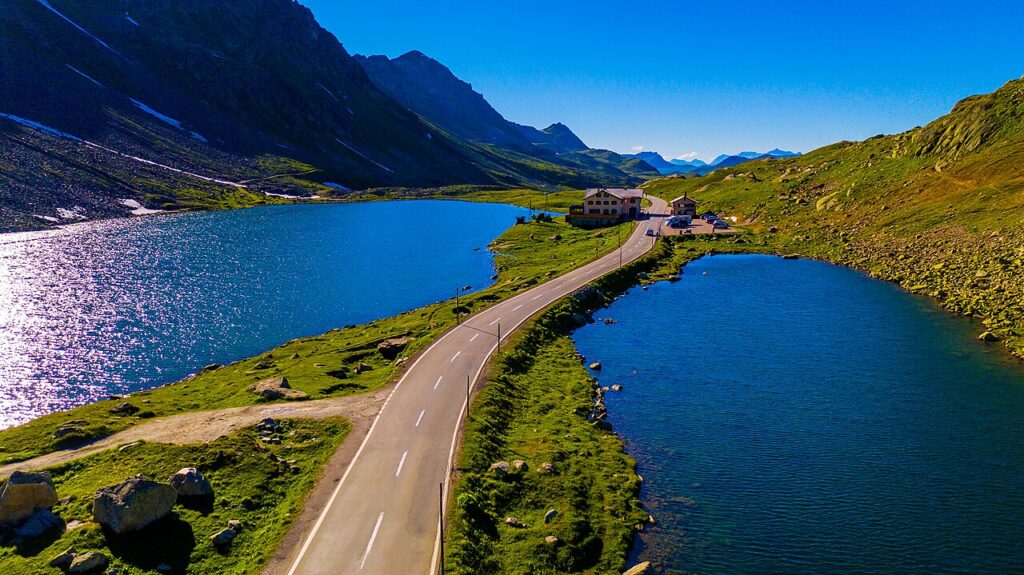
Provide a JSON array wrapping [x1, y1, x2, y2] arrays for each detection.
[[645, 227, 656, 236]]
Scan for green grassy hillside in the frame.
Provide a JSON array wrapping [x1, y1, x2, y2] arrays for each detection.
[[644, 78, 1024, 357]]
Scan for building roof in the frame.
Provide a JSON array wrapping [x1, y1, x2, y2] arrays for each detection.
[[670, 194, 699, 205], [584, 188, 644, 200]]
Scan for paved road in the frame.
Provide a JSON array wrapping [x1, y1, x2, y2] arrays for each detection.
[[285, 195, 668, 575]]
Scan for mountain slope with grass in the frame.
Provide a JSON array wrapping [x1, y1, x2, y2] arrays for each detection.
[[0, 0, 652, 232], [644, 77, 1024, 356]]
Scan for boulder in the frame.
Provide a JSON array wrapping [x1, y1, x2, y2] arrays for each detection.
[[544, 535, 559, 545], [249, 377, 308, 401], [489, 462, 510, 477], [211, 527, 237, 547], [544, 509, 558, 524], [227, 519, 243, 532], [14, 508, 63, 538], [623, 561, 652, 575], [69, 551, 109, 574], [93, 475, 177, 535], [168, 467, 213, 498], [504, 516, 523, 527], [377, 337, 411, 359], [512, 460, 528, 472], [252, 359, 274, 370], [49, 547, 76, 569], [110, 402, 140, 416], [0, 471, 58, 526], [53, 425, 84, 439], [610, 384, 623, 392], [538, 462, 556, 474], [589, 362, 602, 371], [978, 331, 999, 342], [593, 419, 613, 432]]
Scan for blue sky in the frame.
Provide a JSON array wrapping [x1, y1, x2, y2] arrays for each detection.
[[303, 0, 1024, 162]]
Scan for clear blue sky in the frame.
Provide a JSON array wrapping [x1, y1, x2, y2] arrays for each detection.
[[302, 0, 1024, 162]]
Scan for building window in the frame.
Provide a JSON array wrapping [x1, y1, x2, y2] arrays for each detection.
[[611, 209, 618, 214]]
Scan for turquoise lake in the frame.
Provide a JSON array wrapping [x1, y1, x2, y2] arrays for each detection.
[[573, 254, 1024, 574], [0, 200, 535, 428]]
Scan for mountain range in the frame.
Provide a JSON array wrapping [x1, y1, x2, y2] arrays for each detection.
[[0, 0, 655, 231], [627, 149, 800, 176]]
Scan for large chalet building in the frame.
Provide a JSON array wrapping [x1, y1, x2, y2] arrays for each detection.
[[566, 188, 644, 228]]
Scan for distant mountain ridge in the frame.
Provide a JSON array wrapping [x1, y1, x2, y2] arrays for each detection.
[[354, 50, 657, 187], [631, 149, 801, 176]]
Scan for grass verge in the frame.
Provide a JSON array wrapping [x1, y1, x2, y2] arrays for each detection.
[[0, 418, 350, 574]]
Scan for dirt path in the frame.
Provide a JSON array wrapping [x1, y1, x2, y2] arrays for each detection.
[[0, 388, 391, 476]]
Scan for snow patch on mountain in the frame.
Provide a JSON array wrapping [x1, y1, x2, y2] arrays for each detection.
[[0, 112, 82, 141], [66, 64, 103, 88], [35, 0, 123, 58]]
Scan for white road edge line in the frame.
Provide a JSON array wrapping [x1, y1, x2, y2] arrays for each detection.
[[395, 451, 408, 477], [360, 512, 385, 569], [450, 350, 461, 363], [416, 409, 426, 427], [433, 375, 443, 390]]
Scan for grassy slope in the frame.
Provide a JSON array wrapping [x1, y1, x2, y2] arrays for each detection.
[[0, 418, 350, 575], [0, 212, 632, 464], [643, 78, 1024, 357]]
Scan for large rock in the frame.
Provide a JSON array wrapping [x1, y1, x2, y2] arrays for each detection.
[[377, 337, 411, 359], [249, 377, 308, 400], [168, 467, 213, 498], [93, 475, 177, 535], [69, 551, 109, 574], [0, 471, 58, 526], [14, 508, 63, 538], [623, 561, 652, 575], [210, 527, 237, 547]]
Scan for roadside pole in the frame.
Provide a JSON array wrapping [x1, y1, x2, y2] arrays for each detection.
[[455, 288, 460, 324], [496, 322, 501, 352]]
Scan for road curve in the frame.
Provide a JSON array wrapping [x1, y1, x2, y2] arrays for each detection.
[[284, 195, 668, 575]]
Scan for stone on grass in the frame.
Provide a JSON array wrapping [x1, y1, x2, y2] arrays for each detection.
[[68, 551, 109, 574], [249, 377, 308, 401], [489, 462, 510, 477], [622, 561, 652, 575], [15, 508, 62, 538], [512, 460, 528, 472], [211, 527, 238, 547], [544, 509, 558, 524], [227, 519, 243, 532], [168, 467, 213, 498], [377, 337, 411, 359], [538, 462, 556, 474], [49, 547, 76, 569], [544, 535, 559, 545], [0, 470, 58, 526], [93, 475, 176, 535]]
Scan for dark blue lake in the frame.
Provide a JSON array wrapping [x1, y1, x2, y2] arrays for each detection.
[[573, 254, 1024, 574], [0, 200, 534, 428]]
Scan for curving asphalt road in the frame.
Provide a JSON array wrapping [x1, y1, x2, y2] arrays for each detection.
[[284, 195, 668, 575]]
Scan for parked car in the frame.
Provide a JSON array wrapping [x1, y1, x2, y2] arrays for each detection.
[[645, 227, 656, 236], [713, 220, 730, 229], [700, 212, 718, 221]]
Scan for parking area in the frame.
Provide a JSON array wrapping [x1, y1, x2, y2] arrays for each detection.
[[656, 216, 736, 236]]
